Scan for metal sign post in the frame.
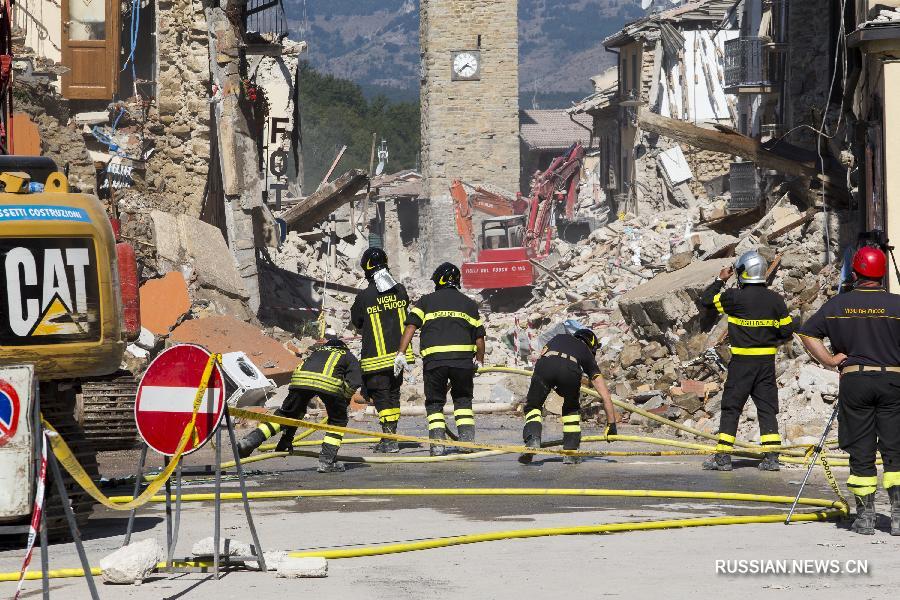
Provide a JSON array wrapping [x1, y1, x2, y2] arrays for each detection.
[[126, 345, 266, 578]]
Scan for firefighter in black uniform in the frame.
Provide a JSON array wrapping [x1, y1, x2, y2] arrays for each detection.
[[699, 250, 795, 472], [395, 262, 485, 456], [350, 247, 415, 453], [798, 246, 900, 535], [237, 338, 362, 473], [518, 329, 618, 465]]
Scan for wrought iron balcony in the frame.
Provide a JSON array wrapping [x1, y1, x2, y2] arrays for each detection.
[[724, 37, 776, 94]]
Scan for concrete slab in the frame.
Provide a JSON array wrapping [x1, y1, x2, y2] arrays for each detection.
[[150, 210, 249, 300], [618, 257, 732, 343]]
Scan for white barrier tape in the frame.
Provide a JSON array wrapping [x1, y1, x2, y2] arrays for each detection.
[[15, 432, 47, 600]]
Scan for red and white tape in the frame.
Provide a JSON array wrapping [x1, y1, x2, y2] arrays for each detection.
[[14, 432, 47, 600]]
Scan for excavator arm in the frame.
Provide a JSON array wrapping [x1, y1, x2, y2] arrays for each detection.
[[524, 142, 585, 258]]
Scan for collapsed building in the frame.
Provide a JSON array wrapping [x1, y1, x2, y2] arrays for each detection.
[[6, 0, 900, 451], [13, 0, 305, 319]]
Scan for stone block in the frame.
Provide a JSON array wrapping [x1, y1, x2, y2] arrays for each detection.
[[191, 536, 252, 558], [276, 557, 328, 578], [99, 539, 162, 584]]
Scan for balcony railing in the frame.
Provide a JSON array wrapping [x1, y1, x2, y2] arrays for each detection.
[[244, 0, 287, 39], [724, 37, 776, 93]]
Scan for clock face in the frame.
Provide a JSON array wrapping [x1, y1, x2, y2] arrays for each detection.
[[452, 52, 479, 79]]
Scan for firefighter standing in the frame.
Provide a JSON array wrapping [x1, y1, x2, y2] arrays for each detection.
[[350, 247, 415, 453], [395, 262, 485, 456], [798, 246, 900, 535], [700, 250, 795, 472], [237, 338, 362, 473], [518, 329, 618, 465]]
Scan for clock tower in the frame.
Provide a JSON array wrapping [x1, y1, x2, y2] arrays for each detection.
[[419, 0, 520, 272]]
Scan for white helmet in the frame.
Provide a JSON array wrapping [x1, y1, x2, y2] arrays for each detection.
[[735, 250, 767, 285]]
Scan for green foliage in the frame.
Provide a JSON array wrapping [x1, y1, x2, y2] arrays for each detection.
[[299, 62, 420, 187]]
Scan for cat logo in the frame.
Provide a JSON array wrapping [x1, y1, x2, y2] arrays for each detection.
[[0, 238, 100, 346]]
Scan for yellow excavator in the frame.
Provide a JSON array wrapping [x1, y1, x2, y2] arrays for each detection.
[[0, 156, 140, 537]]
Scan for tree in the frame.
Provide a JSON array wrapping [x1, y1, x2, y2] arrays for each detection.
[[299, 62, 420, 187]]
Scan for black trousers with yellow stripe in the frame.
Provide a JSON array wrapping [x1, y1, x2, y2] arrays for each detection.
[[715, 357, 780, 453], [524, 360, 583, 450], [260, 388, 349, 460], [364, 371, 403, 426], [423, 365, 475, 436], [839, 373, 900, 497]]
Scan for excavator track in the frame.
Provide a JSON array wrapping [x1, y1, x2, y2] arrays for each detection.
[[76, 373, 140, 452], [41, 383, 101, 541]]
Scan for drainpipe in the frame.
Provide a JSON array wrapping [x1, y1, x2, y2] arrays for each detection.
[[569, 112, 594, 148]]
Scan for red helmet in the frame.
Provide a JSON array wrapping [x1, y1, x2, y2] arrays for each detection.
[[852, 246, 887, 279]]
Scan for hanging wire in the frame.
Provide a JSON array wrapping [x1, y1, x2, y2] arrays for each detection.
[[120, 0, 141, 97]]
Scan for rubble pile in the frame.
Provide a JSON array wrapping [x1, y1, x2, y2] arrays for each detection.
[[477, 198, 847, 446]]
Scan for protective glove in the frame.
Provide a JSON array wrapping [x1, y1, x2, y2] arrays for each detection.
[[473, 359, 483, 376], [604, 422, 617, 442], [393, 352, 408, 377]]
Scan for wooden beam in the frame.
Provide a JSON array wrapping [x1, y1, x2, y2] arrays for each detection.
[[281, 169, 369, 232], [638, 108, 820, 179]]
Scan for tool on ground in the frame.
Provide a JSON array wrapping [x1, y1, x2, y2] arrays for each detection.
[[785, 402, 841, 524]]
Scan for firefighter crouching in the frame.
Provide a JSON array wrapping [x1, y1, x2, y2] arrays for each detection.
[[798, 246, 900, 535], [350, 247, 415, 453], [700, 250, 795, 472], [518, 329, 618, 465], [395, 262, 485, 456], [237, 338, 362, 473]]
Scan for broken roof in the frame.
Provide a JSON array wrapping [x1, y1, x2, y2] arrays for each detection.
[[604, 0, 738, 48], [567, 83, 618, 116], [519, 109, 594, 150]]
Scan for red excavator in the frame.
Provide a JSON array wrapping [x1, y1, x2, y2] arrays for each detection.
[[452, 142, 584, 290]]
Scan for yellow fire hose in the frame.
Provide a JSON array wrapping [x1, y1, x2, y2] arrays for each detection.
[[2, 363, 858, 586], [1, 489, 844, 581]]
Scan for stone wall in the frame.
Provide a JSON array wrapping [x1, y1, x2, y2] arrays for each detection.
[[144, 0, 213, 217], [420, 0, 520, 271], [786, 0, 833, 152]]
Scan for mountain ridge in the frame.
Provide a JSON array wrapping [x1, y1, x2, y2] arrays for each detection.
[[284, 0, 644, 106]]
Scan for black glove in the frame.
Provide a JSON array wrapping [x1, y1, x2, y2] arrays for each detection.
[[605, 422, 617, 441], [275, 429, 296, 453]]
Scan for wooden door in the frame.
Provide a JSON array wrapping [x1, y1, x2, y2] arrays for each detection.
[[61, 0, 119, 100]]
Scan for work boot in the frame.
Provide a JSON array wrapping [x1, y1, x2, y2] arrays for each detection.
[[701, 453, 733, 471], [562, 455, 583, 465], [888, 487, 900, 536], [429, 428, 447, 457], [316, 443, 345, 473], [518, 434, 541, 465], [850, 494, 876, 535], [274, 428, 296, 453], [237, 429, 267, 459], [757, 452, 781, 471], [373, 421, 400, 454], [456, 424, 475, 454]]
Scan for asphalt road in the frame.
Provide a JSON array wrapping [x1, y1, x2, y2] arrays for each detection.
[[0, 415, 895, 599]]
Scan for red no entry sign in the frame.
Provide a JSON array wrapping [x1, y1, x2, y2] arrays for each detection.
[[135, 344, 226, 456]]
